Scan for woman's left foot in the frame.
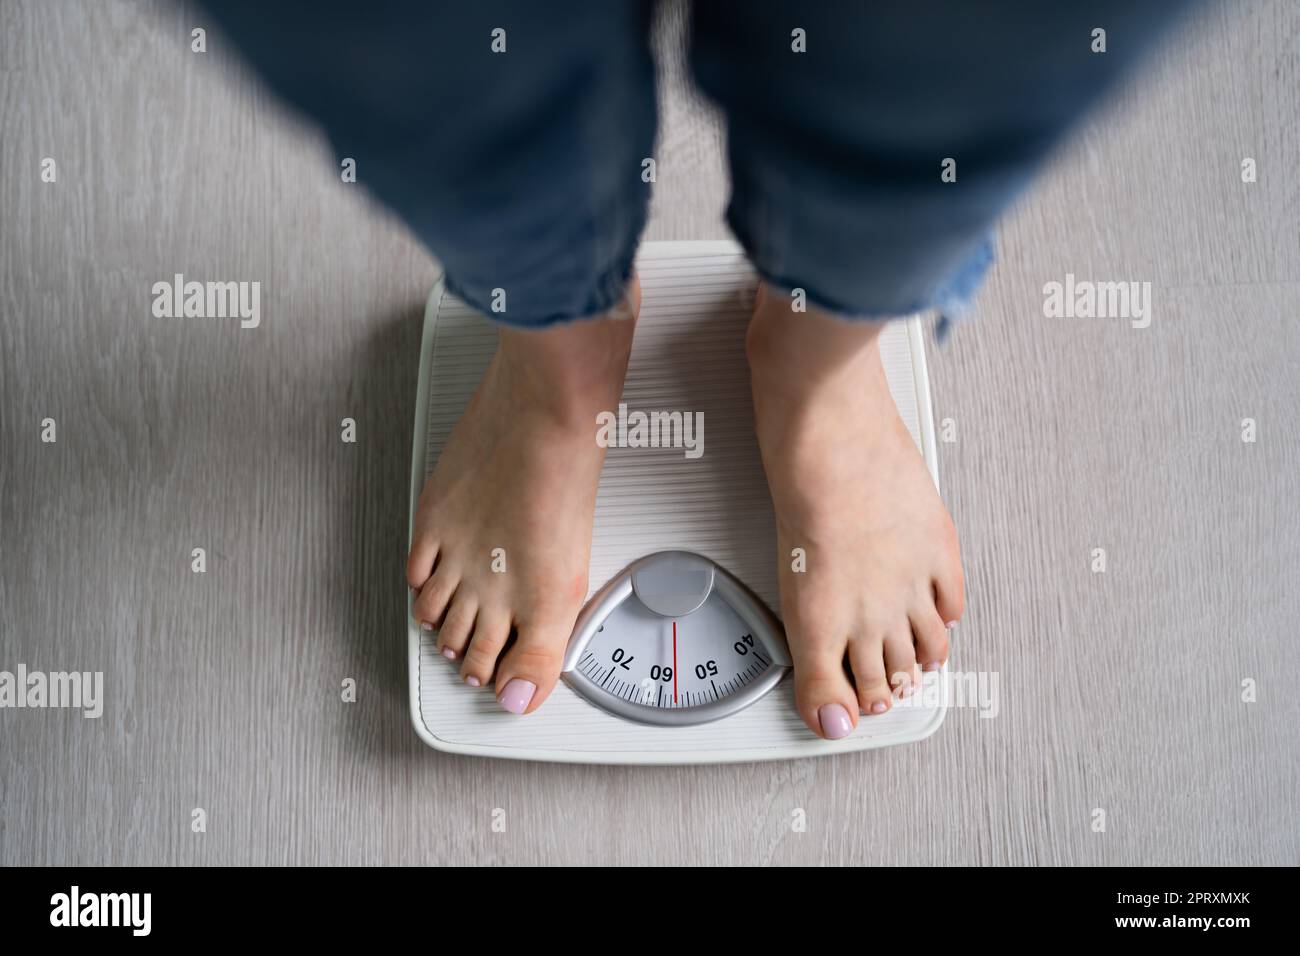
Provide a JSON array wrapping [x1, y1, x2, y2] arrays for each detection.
[[746, 285, 965, 740]]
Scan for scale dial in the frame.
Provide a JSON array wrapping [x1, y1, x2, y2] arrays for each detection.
[[561, 551, 791, 726]]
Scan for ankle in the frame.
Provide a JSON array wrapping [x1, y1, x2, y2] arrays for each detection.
[[495, 347, 620, 426], [496, 320, 634, 427], [746, 283, 883, 387]]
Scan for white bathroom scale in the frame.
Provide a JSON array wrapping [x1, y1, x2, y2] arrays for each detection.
[[408, 240, 948, 764]]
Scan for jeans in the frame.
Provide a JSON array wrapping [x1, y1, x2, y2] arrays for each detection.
[[201, 0, 1197, 329]]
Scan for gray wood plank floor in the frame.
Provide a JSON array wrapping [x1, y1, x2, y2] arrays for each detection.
[[1, 0, 1296, 865]]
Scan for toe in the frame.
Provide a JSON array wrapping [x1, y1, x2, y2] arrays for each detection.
[[933, 569, 965, 629], [883, 630, 919, 698], [436, 593, 478, 660], [406, 538, 438, 591], [412, 568, 457, 631], [911, 604, 950, 671], [787, 632, 859, 740], [461, 607, 512, 687], [847, 636, 893, 716], [493, 619, 571, 715]]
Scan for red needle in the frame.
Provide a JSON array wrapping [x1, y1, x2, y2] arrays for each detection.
[[672, 620, 679, 704]]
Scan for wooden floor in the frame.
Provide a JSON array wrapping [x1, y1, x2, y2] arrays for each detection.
[[1, 0, 1296, 865]]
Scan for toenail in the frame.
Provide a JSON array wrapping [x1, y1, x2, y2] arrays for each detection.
[[441, 647, 456, 660], [817, 703, 853, 740], [466, 676, 481, 688], [923, 661, 942, 672], [945, 620, 957, 630], [420, 621, 433, 632], [498, 678, 537, 715], [870, 700, 888, 715]]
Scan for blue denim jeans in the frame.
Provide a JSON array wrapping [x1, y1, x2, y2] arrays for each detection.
[[201, 0, 1197, 329]]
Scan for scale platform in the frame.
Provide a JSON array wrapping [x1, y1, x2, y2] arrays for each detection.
[[408, 240, 948, 764]]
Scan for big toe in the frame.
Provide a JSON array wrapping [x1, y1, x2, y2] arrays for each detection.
[[493, 619, 572, 716], [933, 563, 965, 629], [788, 631, 859, 740]]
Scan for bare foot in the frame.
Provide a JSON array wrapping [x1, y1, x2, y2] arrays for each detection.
[[746, 284, 964, 740], [407, 278, 640, 714]]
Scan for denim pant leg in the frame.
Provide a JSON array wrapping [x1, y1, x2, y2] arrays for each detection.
[[201, 0, 657, 328], [690, 0, 1200, 328]]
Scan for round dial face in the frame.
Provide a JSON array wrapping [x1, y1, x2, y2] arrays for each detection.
[[561, 552, 791, 726]]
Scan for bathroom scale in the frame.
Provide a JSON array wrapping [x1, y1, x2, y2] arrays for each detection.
[[408, 240, 948, 764]]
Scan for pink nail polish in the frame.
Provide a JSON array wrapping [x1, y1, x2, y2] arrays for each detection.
[[818, 703, 852, 740], [945, 621, 957, 630], [923, 661, 942, 672], [498, 679, 537, 715], [420, 621, 433, 632], [441, 647, 456, 660], [466, 676, 481, 688], [870, 700, 888, 715]]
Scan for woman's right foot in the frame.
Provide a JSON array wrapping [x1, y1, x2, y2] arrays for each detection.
[[746, 284, 965, 740], [407, 278, 640, 714]]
